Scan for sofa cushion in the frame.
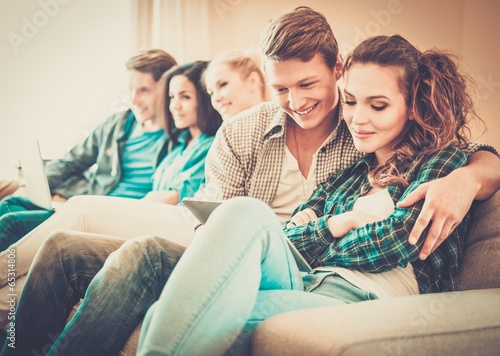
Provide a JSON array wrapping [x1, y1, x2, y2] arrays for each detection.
[[252, 289, 500, 356], [458, 190, 500, 290]]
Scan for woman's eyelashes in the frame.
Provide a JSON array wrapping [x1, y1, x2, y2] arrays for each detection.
[[371, 104, 387, 111], [207, 81, 228, 97], [344, 98, 387, 112]]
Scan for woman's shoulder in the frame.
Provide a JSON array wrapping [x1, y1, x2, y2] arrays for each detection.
[[412, 145, 467, 180], [423, 145, 467, 165]]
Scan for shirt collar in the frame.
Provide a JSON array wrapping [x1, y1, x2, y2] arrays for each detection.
[[352, 153, 376, 171], [263, 104, 288, 141]]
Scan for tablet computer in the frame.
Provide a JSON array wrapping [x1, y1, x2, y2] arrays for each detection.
[[285, 238, 313, 272], [182, 198, 224, 224]]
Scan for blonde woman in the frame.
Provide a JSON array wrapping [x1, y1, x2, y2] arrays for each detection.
[[203, 50, 269, 120]]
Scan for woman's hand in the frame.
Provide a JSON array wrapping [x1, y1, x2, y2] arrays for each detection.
[[327, 211, 382, 238], [286, 208, 318, 228]]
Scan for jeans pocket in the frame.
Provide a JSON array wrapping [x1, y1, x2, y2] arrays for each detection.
[[305, 272, 379, 303]]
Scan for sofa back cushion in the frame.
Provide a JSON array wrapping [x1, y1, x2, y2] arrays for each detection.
[[458, 190, 500, 290]]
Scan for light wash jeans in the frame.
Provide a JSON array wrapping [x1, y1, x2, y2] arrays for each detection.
[[0, 231, 186, 356], [138, 197, 377, 356]]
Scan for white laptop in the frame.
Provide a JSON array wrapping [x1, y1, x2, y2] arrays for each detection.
[[18, 138, 59, 211], [182, 197, 313, 272]]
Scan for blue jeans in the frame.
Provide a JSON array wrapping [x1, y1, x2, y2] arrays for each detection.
[[0, 231, 186, 356], [0, 196, 53, 251], [138, 197, 377, 355]]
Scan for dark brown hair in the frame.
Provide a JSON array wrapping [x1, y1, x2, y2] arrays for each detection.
[[343, 35, 480, 187], [158, 61, 223, 145]]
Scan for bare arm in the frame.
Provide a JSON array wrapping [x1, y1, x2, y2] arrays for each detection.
[[327, 211, 382, 238], [397, 150, 500, 259], [288, 208, 380, 237]]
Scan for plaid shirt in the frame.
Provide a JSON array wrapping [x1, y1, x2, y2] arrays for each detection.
[[203, 99, 496, 204], [286, 146, 469, 294], [204, 100, 363, 203]]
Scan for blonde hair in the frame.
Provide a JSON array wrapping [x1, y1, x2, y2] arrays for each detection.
[[204, 50, 268, 100]]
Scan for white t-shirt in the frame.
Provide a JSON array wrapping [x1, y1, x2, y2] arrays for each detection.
[[316, 189, 420, 299], [271, 145, 317, 224]]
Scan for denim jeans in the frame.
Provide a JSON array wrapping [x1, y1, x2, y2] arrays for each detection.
[[0, 195, 196, 331], [0, 196, 53, 251], [138, 197, 377, 356], [0, 231, 186, 356]]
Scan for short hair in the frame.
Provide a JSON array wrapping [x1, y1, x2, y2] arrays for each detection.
[[203, 50, 268, 100], [159, 61, 223, 143], [125, 49, 177, 82], [259, 6, 339, 70]]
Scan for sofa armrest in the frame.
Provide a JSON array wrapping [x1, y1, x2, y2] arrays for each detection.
[[252, 289, 500, 356], [459, 190, 500, 290]]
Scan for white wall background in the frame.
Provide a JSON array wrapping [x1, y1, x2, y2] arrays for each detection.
[[0, 0, 133, 179], [1, 0, 498, 180]]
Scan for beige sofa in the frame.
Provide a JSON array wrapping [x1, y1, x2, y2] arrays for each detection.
[[118, 190, 500, 355], [253, 190, 500, 355]]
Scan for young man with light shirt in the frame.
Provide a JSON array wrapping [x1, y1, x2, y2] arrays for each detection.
[[0, 49, 177, 256], [0, 50, 178, 345]]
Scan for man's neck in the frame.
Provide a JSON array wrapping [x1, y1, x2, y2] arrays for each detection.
[[141, 118, 162, 132], [296, 104, 339, 143]]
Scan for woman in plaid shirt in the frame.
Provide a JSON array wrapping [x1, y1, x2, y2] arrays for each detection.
[[138, 34, 483, 355]]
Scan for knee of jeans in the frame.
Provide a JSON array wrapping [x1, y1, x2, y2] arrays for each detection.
[[65, 195, 81, 207], [212, 197, 275, 225], [38, 230, 81, 258], [0, 196, 28, 213], [0, 197, 19, 215], [0, 201, 8, 215], [118, 236, 185, 270], [64, 195, 88, 211], [118, 236, 165, 260]]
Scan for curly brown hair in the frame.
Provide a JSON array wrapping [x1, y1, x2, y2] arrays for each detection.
[[343, 35, 481, 188]]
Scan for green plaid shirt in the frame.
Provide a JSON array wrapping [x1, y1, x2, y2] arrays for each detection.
[[286, 146, 469, 294]]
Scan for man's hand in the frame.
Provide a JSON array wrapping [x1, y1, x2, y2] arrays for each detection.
[[397, 171, 478, 260]]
